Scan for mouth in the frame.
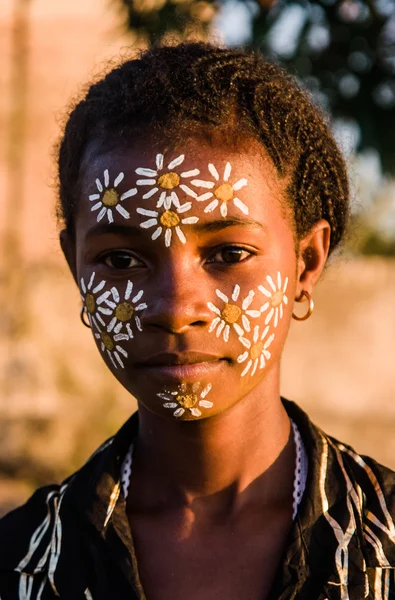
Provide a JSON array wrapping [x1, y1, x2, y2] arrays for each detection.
[[137, 352, 227, 381]]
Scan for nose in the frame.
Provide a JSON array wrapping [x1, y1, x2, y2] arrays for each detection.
[[140, 260, 213, 334]]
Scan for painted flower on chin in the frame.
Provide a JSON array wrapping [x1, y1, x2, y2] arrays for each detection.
[[89, 169, 137, 223], [94, 325, 129, 370], [207, 285, 261, 342], [159, 382, 213, 418], [80, 272, 116, 329], [192, 162, 248, 217], [136, 204, 199, 247], [106, 281, 147, 339], [237, 325, 275, 377], [258, 272, 289, 328], [135, 153, 200, 210]]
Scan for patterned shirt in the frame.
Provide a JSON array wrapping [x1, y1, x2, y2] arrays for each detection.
[[1, 399, 395, 600]]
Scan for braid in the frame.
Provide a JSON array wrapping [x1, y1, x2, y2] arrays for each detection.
[[57, 42, 350, 255]]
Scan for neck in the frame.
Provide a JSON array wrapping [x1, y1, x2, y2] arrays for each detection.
[[130, 371, 294, 516]]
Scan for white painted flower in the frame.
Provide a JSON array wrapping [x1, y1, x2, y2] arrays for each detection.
[[80, 272, 116, 329], [192, 162, 248, 217], [159, 382, 213, 418], [136, 204, 199, 247], [89, 169, 137, 223], [94, 325, 128, 370], [207, 285, 261, 342], [106, 281, 147, 339], [237, 325, 275, 377], [135, 153, 200, 209], [258, 271, 289, 328]]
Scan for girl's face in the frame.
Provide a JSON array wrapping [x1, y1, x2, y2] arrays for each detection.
[[67, 138, 301, 420]]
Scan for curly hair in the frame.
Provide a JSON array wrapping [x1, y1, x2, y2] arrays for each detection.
[[57, 42, 349, 255]]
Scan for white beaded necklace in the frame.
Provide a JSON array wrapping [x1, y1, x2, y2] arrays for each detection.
[[121, 419, 308, 519]]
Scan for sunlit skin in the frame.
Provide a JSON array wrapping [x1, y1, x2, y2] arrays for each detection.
[[61, 136, 330, 600]]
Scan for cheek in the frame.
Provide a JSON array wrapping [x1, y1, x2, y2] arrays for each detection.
[[207, 271, 291, 379], [79, 270, 148, 370]]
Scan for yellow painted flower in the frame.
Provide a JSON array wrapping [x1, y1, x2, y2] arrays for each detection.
[[80, 272, 116, 329], [136, 204, 199, 247], [192, 162, 248, 217], [89, 169, 137, 222], [106, 281, 147, 339], [135, 153, 200, 210], [159, 382, 213, 418], [258, 271, 289, 328], [237, 325, 275, 377], [207, 285, 261, 341]]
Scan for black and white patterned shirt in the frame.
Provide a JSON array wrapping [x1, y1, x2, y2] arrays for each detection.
[[1, 399, 395, 599]]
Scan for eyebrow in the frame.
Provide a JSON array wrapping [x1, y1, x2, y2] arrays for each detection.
[[85, 223, 143, 240], [192, 217, 266, 233], [84, 217, 265, 240]]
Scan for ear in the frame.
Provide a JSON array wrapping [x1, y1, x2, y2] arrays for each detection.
[[295, 219, 331, 298], [60, 229, 78, 286]]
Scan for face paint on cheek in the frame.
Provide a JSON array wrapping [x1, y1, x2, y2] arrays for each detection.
[[192, 161, 249, 218], [80, 272, 117, 329], [88, 169, 137, 223], [80, 273, 148, 368], [258, 271, 289, 329], [237, 325, 275, 377], [207, 284, 261, 342], [106, 280, 147, 339], [158, 382, 213, 419], [135, 153, 200, 211]]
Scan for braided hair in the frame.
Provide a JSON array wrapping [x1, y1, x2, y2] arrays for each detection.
[[57, 42, 349, 255]]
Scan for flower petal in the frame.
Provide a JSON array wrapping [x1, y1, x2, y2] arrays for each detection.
[[232, 178, 248, 191], [232, 284, 240, 301], [197, 192, 214, 202], [135, 168, 157, 177], [199, 400, 213, 409], [208, 163, 219, 180], [233, 197, 249, 215], [204, 199, 219, 213], [224, 162, 232, 182], [140, 218, 158, 229], [142, 187, 159, 200], [175, 227, 186, 244], [156, 154, 164, 170], [220, 203, 227, 217], [114, 172, 125, 187], [168, 155, 185, 169], [151, 227, 162, 240], [115, 205, 130, 219], [216, 289, 228, 303], [191, 179, 215, 189]]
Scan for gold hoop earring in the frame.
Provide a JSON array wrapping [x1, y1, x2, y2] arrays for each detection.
[[80, 305, 91, 328], [292, 290, 314, 321]]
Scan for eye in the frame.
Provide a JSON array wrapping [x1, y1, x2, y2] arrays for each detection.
[[103, 251, 143, 269], [207, 246, 253, 264]]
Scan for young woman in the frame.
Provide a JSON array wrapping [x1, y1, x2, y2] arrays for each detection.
[[1, 42, 394, 600]]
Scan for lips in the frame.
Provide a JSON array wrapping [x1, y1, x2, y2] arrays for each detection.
[[138, 352, 223, 366], [136, 352, 226, 382]]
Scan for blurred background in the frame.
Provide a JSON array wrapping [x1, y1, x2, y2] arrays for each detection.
[[0, 0, 394, 515]]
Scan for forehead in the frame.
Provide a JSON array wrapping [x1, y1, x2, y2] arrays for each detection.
[[76, 136, 291, 238]]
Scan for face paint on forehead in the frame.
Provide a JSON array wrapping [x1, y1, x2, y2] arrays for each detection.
[[135, 153, 200, 211], [192, 161, 248, 218], [136, 204, 199, 247], [89, 169, 137, 223], [158, 382, 213, 419]]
